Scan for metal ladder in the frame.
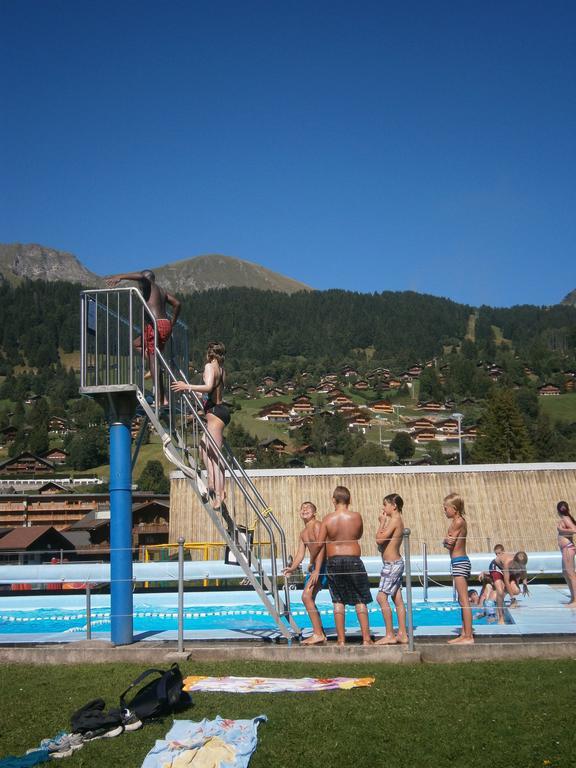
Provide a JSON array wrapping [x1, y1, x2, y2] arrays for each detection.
[[80, 286, 300, 641]]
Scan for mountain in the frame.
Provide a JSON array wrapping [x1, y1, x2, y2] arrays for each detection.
[[0, 244, 101, 286], [561, 289, 576, 306], [153, 254, 311, 294], [0, 244, 310, 295]]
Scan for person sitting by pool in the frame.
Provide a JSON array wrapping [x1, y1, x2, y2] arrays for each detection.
[[283, 501, 328, 646], [556, 500, 576, 607]]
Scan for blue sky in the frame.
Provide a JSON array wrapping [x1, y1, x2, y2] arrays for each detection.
[[1, 0, 574, 307]]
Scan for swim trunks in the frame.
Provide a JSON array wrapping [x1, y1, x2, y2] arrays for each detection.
[[451, 555, 471, 580], [144, 319, 172, 354], [326, 555, 373, 606], [488, 557, 504, 582], [378, 558, 404, 596], [304, 562, 329, 590]]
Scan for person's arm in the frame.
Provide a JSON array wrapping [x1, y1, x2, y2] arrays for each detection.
[[558, 518, 576, 535], [443, 519, 461, 551], [283, 537, 306, 576], [306, 521, 327, 588], [375, 512, 392, 548], [172, 363, 215, 394], [105, 272, 147, 287], [166, 292, 181, 326]]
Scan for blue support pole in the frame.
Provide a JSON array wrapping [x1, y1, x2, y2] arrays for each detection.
[[110, 419, 133, 645]]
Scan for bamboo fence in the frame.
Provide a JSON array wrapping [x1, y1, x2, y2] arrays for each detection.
[[169, 464, 576, 558]]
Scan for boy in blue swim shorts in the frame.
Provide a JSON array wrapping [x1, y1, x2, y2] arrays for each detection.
[[283, 502, 328, 645]]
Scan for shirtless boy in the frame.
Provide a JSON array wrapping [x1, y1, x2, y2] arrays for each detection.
[[105, 270, 181, 405], [309, 486, 373, 646], [443, 492, 474, 644], [283, 502, 327, 646], [375, 493, 408, 645]]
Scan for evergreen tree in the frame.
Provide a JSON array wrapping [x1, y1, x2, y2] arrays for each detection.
[[389, 431, 415, 461], [137, 460, 170, 493], [349, 443, 390, 467], [472, 390, 535, 463]]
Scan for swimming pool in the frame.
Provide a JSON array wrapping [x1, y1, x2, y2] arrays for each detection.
[[0, 588, 502, 637]]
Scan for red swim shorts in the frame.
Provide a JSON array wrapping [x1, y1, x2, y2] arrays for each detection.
[[144, 319, 172, 354], [490, 570, 504, 582]]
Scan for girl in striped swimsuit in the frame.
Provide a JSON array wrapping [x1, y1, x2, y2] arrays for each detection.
[[443, 492, 474, 645]]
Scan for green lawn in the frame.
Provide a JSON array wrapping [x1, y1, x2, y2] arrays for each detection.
[[0, 658, 573, 767], [539, 393, 576, 423]]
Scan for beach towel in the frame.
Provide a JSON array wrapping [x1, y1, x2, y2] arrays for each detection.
[[140, 715, 266, 768], [182, 676, 374, 693], [0, 750, 50, 767]]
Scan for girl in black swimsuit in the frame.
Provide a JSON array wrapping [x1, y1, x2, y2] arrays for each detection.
[[172, 341, 229, 508]]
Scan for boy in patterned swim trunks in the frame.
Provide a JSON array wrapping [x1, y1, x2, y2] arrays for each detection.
[[375, 493, 408, 645], [309, 486, 373, 646], [443, 492, 474, 645]]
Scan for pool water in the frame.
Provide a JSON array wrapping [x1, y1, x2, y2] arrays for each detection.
[[0, 597, 502, 635]]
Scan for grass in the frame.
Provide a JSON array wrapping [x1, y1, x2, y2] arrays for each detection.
[[0, 658, 573, 767], [539, 393, 576, 423]]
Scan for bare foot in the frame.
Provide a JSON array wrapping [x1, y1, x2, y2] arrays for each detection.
[[144, 371, 152, 380], [336, 640, 346, 646], [396, 634, 409, 644], [362, 639, 374, 646], [301, 634, 327, 646], [448, 635, 474, 645], [565, 601, 576, 608], [498, 618, 506, 625], [375, 636, 398, 645]]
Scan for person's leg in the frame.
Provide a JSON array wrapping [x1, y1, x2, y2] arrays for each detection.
[[448, 576, 473, 643], [301, 582, 326, 644], [206, 413, 226, 506], [562, 549, 576, 606], [333, 603, 346, 645], [199, 438, 214, 496], [494, 579, 506, 624], [393, 589, 408, 642], [375, 592, 396, 643], [354, 603, 372, 645]]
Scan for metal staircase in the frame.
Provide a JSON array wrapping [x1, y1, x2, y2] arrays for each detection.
[[80, 287, 300, 641]]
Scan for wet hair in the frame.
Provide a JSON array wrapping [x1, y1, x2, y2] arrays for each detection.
[[384, 493, 404, 512], [514, 551, 528, 566], [301, 501, 317, 514], [557, 501, 576, 526], [443, 492, 465, 515], [494, 543, 504, 553], [333, 486, 351, 505], [142, 269, 155, 281], [207, 341, 226, 365]]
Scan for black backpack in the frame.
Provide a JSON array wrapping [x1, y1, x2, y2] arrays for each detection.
[[119, 663, 191, 721]]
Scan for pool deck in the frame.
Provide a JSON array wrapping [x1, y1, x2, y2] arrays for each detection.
[[1, 585, 576, 665]]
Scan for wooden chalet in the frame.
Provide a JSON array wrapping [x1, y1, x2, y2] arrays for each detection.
[[291, 396, 314, 415], [406, 417, 435, 431], [417, 401, 446, 411], [330, 394, 353, 407], [230, 384, 250, 397], [436, 418, 459, 434], [261, 376, 276, 387], [264, 386, 286, 398], [0, 426, 17, 446], [413, 427, 438, 443], [257, 402, 292, 423], [258, 438, 288, 454], [388, 378, 402, 389], [0, 452, 55, 476], [370, 400, 394, 414], [353, 379, 370, 390], [538, 383, 561, 396], [48, 417, 70, 434], [345, 411, 372, 429], [42, 448, 69, 465], [0, 525, 76, 565]]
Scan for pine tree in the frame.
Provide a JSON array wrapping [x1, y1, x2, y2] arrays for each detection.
[[472, 389, 535, 463]]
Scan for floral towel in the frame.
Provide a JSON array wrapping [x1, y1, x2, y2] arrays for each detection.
[[182, 675, 375, 693], [140, 716, 266, 768]]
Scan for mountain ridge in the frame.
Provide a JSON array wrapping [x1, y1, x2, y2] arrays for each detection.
[[0, 243, 310, 295]]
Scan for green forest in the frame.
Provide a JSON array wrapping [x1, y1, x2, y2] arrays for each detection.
[[0, 279, 575, 472]]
